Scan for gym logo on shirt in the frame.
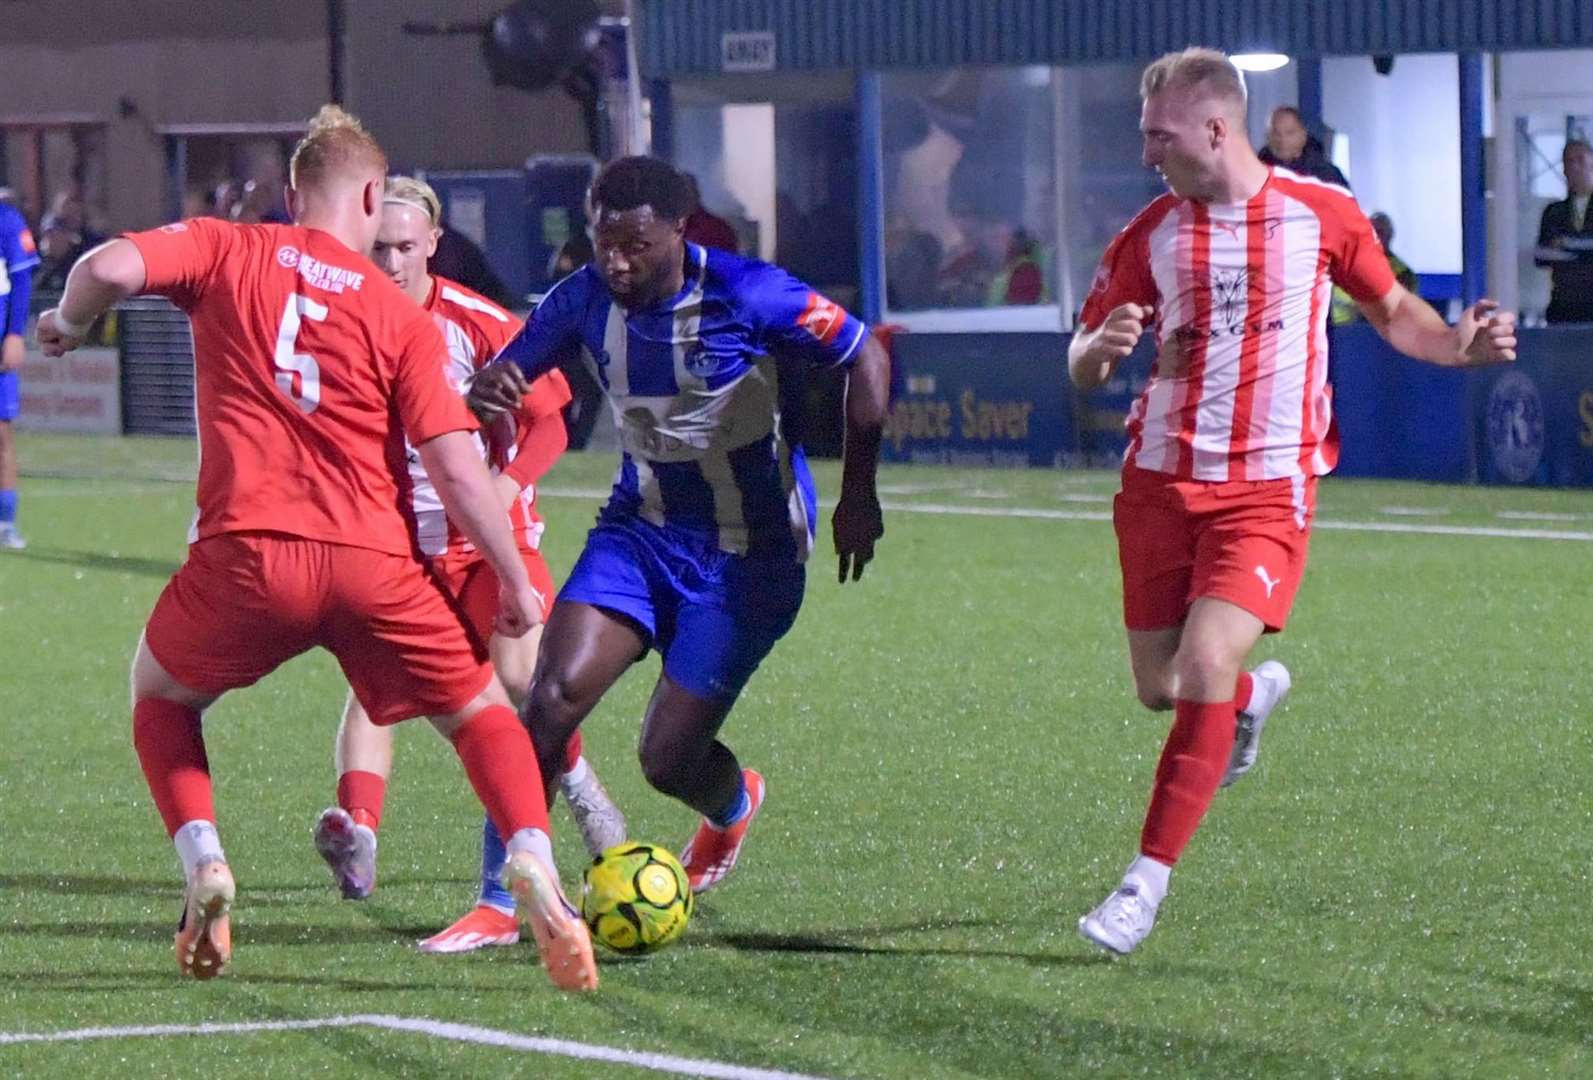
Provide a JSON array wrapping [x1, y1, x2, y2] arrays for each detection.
[[1211, 268, 1248, 325]]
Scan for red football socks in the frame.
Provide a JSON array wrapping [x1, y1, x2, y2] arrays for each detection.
[[1139, 699, 1237, 865], [1234, 670, 1256, 714], [337, 770, 386, 831], [449, 704, 550, 840], [562, 728, 584, 774], [132, 698, 215, 838]]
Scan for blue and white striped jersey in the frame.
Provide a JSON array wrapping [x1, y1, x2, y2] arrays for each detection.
[[498, 243, 867, 560]]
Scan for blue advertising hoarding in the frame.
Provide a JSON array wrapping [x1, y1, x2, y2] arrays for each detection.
[[879, 325, 1593, 488], [1471, 327, 1593, 487]]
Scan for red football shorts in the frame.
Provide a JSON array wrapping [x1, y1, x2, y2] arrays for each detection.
[[144, 532, 493, 725], [429, 547, 556, 644], [1113, 465, 1317, 633]]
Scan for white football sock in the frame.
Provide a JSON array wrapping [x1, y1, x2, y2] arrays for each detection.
[[506, 826, 555, 869], [1124, 854, 1171, 907], [174, 819, 225, 879], [561, 756, 590, 787]]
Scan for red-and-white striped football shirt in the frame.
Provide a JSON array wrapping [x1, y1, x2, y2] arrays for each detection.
[[406, 276, 572, 557], [1080, 166, 1396, 482]]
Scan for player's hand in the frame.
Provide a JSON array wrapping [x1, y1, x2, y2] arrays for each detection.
[[492, 471, 523, 511], [833, 490, 884, 584], [1091, 303, 1154, 362], [0, 333, 23, 373], [495, 578, 545, 638], [1459, 300, 1518, 365], [467, 360, 529, 420], [34, 310, 86, 358]]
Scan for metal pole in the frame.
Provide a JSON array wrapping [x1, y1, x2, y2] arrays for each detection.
[[1296, 57, 1323, 133], [855, 71, 885, 326], [327, 0, 346, 104], [623, 0, 648, 154], [1458, 52, 1487, 305], [649, 78, 674, 163]]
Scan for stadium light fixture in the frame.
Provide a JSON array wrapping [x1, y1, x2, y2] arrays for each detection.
[[1231, 53, 1291, 72]]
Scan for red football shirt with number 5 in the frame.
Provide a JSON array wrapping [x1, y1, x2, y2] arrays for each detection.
[[126, 217, 475, 556]]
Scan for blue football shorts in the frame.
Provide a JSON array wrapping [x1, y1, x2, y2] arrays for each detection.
[[558, 513, 806, 701]]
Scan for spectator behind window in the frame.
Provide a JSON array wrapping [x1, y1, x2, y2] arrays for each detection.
[[548, 231, 593, 280], [1331, 211, 1420, 325], [1534, 139, 1593, 324], [1259, 106, 1350, 188], [986, 228, 1047, 307], [681, 172, 738, 254]]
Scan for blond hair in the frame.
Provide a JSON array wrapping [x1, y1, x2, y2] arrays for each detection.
[[1140, 47, 1247, 109], [383, 175, 442, 228], [289, 104, 388, 190]]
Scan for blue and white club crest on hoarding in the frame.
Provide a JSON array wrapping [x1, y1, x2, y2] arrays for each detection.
[[1486, 369, 1545, 483]]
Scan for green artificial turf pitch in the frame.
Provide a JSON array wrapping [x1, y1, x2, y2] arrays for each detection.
[[1, 434, 1589, 1078]]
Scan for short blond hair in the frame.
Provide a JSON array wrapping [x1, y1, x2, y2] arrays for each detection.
[[383, 175, 442, 228], [289, 104, 388, 190], [1140, 47, 1247, 108]]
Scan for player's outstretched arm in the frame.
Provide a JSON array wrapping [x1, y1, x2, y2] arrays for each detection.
[[1068, 303, 1152, 392], [1359, 284, 1518, 367], [834, 334, 889, 584], [37, 239, 148, 356], [417, 430, 543, 637]]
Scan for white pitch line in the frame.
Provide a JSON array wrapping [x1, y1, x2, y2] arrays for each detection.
[[26, 478, 1593, 545], [1377, 505, 1450, 517], [0, 1014, 839, 1080], [1496, 510, 1582, 522], [533, 488, 1593, 541]]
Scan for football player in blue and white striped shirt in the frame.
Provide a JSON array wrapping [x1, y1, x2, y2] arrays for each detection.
[[471, 155, 889, 895]]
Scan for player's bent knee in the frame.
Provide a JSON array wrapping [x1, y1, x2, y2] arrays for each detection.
[[490, 629, 540, 709], [1134, 680, 1175, 712], [129, 633, 213, 710], [526, 672, 588, 732], [637, 745, 691, 799], [431, 675, 514, 736], [1173, 643, 1243, 701]]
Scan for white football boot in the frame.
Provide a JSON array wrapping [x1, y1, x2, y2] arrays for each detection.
[[1078, 883, 1159, 955], [1222, 660, 1292, 789]]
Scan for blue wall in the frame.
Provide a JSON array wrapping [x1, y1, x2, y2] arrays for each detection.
[[645, 0, 1593, 76]]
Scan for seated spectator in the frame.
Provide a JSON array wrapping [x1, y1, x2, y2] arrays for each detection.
[[884, 217, 942, 311], [681, 172, 738, 253], [211, 180, 245, 220], [986, 228, 1047, 307], [1331, 212, 1419, 325], [1259, 106, 1350, 188], [1534, 139, 1593, 324], [32, 221, 80, 295], [231, 178, 290, 225], [39, 186, 104, 257], [548, 231, 593, 280]]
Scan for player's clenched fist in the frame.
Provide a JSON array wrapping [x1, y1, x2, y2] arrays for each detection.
[[495, 579, 545, 638], [1068, 302, 1154, 391], [35, 309, 88, 358], [1458, 299, 1518, 365], [1095, 303, 1154, 359]]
